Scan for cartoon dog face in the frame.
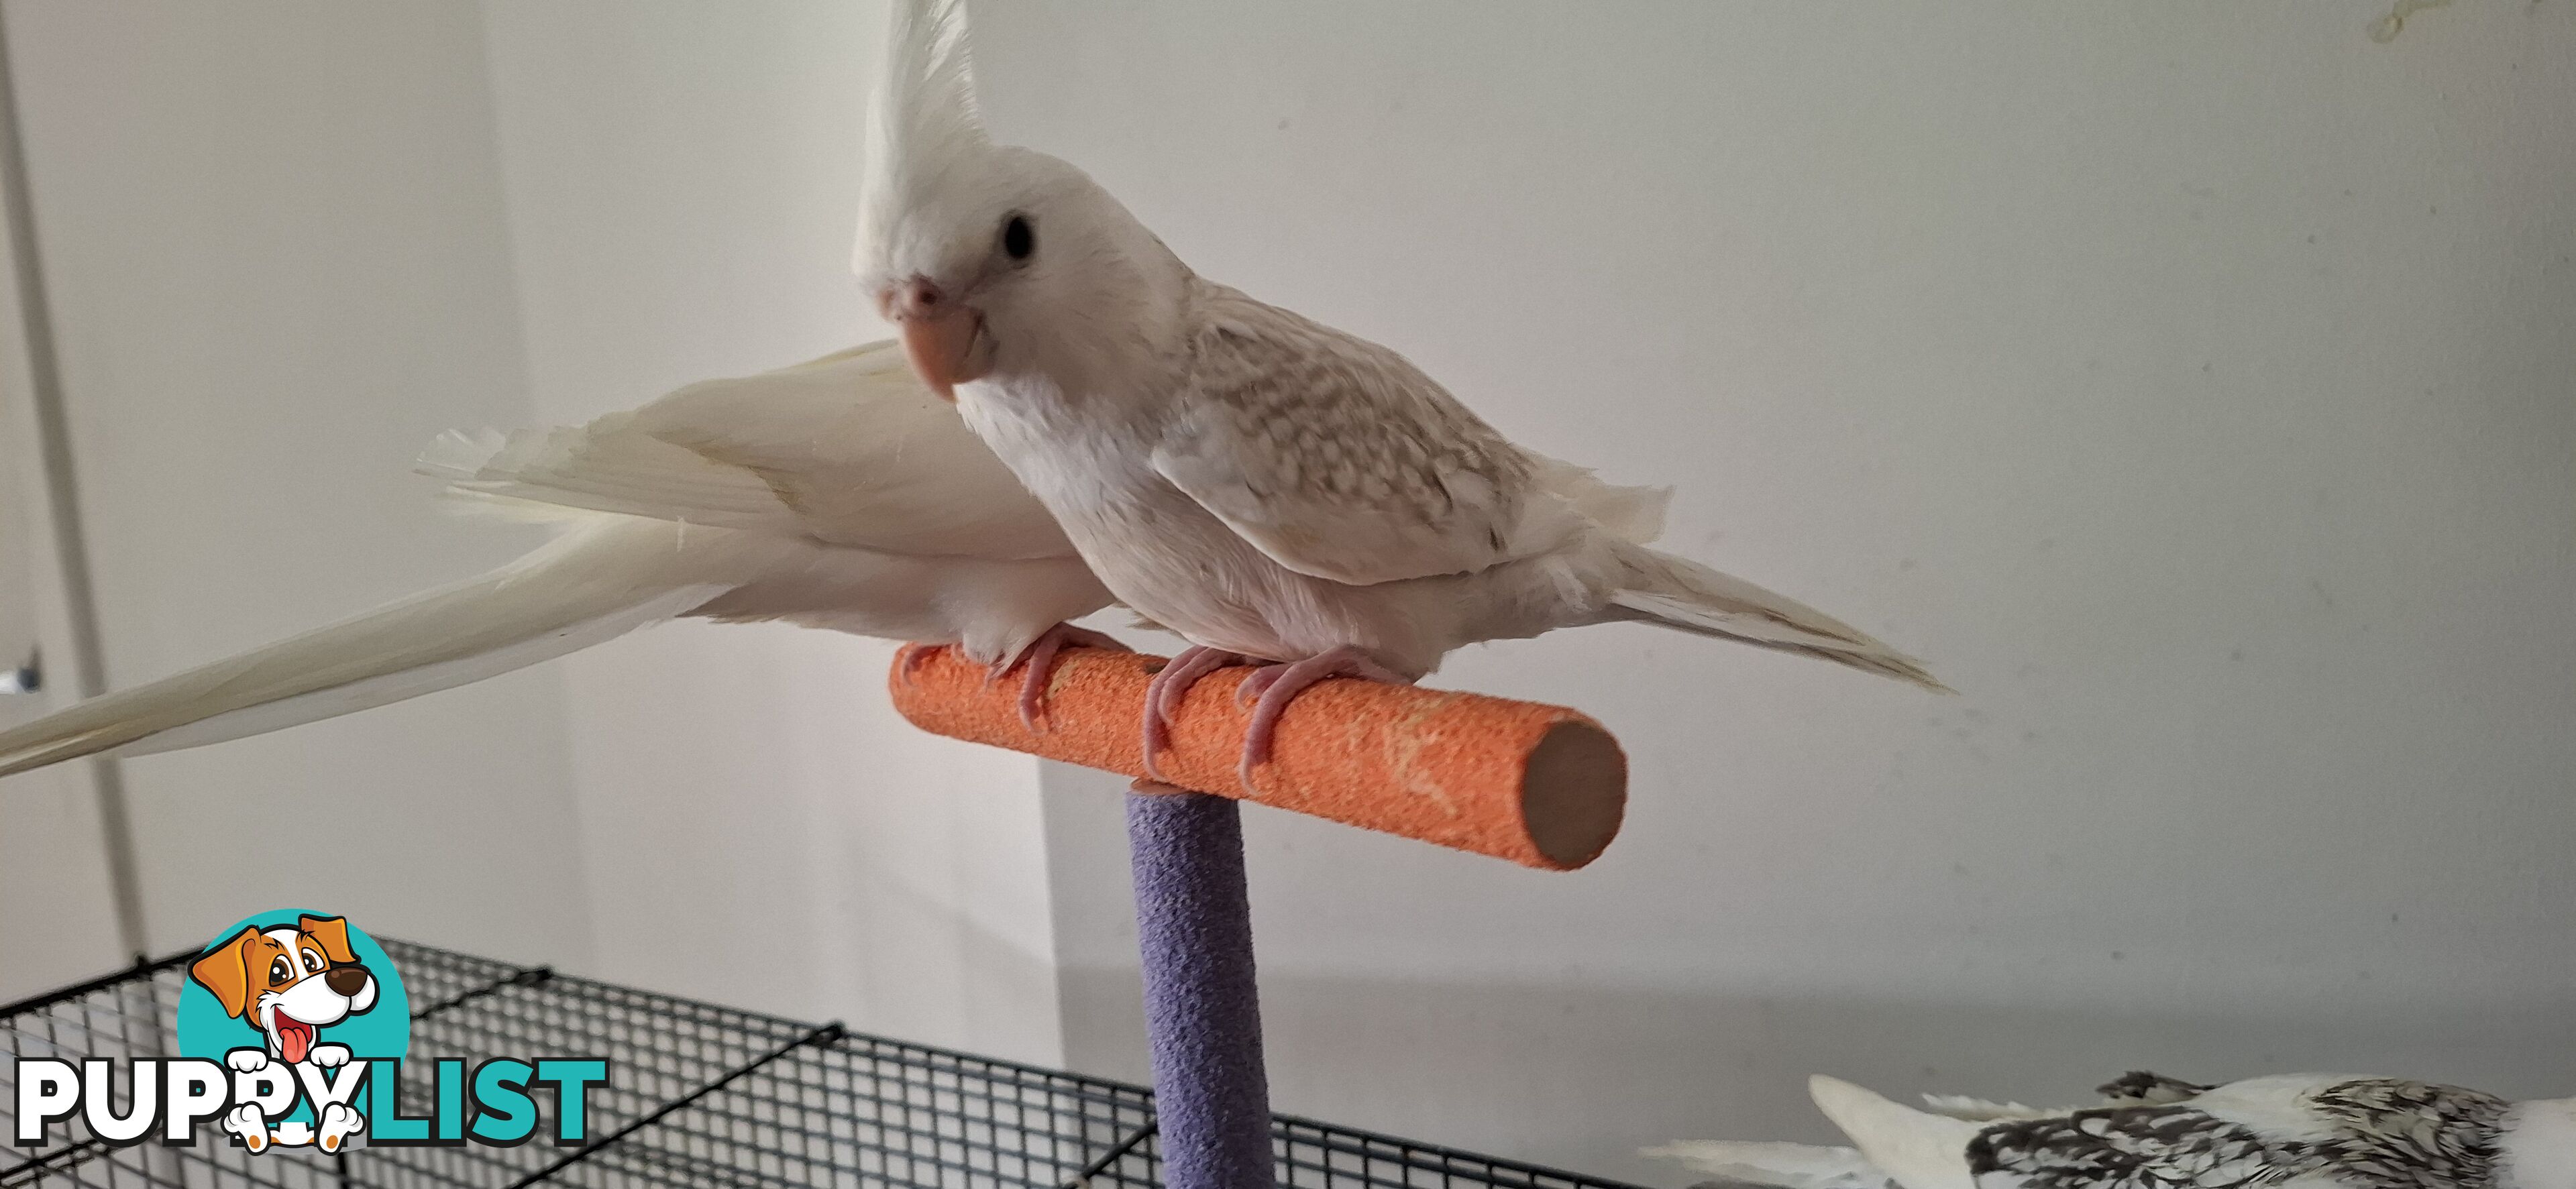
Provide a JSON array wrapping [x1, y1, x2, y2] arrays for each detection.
[[189, 915, 379, 1064]]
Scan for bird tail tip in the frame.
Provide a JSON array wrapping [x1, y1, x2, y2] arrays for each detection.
[[1807, 1076, 1980, 1189], [1646, 1140, 1890, 1189], [1605, 587, 1951, 694]]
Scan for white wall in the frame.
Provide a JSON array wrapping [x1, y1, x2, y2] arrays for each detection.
[[473, 0, 1065, 1063], [1, 0, 592, 969], [7, 3, 2571, 1183], [0, 338, 123, 999], [983, 1, 2576, 1180]]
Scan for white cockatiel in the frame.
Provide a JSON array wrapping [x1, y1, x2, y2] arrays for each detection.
[[1651, 1072, 2576, 1189], [0, 341, 1115, 779], [852, 0, 1942, 783]]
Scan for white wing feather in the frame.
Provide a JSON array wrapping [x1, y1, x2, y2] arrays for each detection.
[[1646, 1141, 1897, 1189], [1807, 1076, 1980, 1189], [427, 341, 1075, 561], [1917, 1094, 2053, 1122], [1155, 283, 1587, 586]]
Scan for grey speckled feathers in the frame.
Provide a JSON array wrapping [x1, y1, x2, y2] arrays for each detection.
[[1654, 1073, 2573, 1189]]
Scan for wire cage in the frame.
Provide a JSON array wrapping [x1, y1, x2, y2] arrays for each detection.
[[3, 938, 1642, 1189]]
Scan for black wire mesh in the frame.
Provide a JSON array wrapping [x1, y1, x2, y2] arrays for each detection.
[[3, 939, 1640, 1189]]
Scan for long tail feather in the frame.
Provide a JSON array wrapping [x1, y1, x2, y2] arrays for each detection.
[[1605, 543, 1947, 691], [0, 521, 731, 777]]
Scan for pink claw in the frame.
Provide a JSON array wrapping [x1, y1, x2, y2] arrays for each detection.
[[896, 642, 941, 685], [991, 624, 1131, 731], [1234, 665, 1283, 706], [1139, 646, 1248, 780], [1235, 646, 1414, 789]]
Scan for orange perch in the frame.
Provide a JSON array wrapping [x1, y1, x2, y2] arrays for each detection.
[[888, 646, 1626, 871]]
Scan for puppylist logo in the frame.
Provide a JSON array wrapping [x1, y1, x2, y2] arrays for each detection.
[[11, 911, 608, 1155]]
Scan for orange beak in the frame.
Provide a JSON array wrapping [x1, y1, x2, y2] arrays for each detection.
[[881, 277, 989, 400]]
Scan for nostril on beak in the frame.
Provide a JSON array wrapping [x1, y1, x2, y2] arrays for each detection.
[[884, 276, 945, 322], [324, 965, 370, 996]]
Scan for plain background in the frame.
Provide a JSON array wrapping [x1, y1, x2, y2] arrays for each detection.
[[2, 2, 2570, 1181]]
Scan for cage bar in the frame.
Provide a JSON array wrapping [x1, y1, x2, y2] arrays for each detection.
[[3, 938, 1642, 1189]]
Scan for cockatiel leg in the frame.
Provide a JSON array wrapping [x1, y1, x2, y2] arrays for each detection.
[[987, 622, 1131, 730], [1140, 645, 1251, 779], [1235, 646, 1415, 787]]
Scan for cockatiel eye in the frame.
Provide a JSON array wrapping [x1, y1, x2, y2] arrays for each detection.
[[1002, 214, 1034, 262]]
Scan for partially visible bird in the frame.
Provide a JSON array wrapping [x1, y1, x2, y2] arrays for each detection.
[[1651, 1072, 2575, 1189], [0, 341, 1116, 779], [851, 0, 1943, 786], [1646, 1080, 2123, 1189]]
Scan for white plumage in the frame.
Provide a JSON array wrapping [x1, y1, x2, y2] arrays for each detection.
[[852, 0, 1941, 781], [0, 342, 1112, 779], [1644, 1140, 1894, 1189], [1653, 1072, 2576, 1189]]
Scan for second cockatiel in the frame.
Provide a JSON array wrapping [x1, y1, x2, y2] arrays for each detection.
[[0, 342, 1114, 779], [855, 0, 1942, 782], [1651, 1072, 2576, 1189]]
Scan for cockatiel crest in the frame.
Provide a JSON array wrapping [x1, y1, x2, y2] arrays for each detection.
[[853, 0, 1188, 404], [854, 0, 989, 282]]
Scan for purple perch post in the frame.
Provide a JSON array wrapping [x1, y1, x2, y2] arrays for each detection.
[[1126, 787, 1275, 1189]]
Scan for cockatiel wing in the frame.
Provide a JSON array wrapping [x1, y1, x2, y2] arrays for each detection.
[[1964, 1107, 2293, 1189], [1152, 284, 1589, 587], [424, 341, 1075, 561]]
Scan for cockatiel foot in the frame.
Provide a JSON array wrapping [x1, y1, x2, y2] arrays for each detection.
[[989, 623, 1130, 730], [1236, 646, 1413, 787], [1140, 646, 1251, 780]]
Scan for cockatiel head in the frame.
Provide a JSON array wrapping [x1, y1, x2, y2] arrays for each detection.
[[855, 0, 1185, 402]]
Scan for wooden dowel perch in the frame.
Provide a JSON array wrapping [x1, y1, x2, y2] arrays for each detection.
[[888, 646, 1627, 870]]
